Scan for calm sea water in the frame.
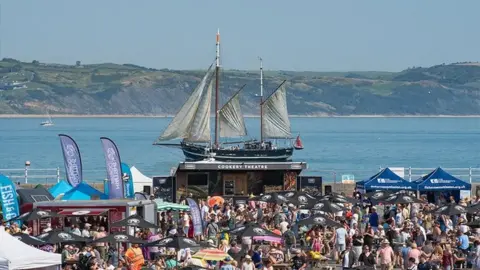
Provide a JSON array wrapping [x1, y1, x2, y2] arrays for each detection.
[[0, 117, 479, 183]]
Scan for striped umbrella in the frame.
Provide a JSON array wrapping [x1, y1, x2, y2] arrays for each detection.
[[192, 249, 230, 261]]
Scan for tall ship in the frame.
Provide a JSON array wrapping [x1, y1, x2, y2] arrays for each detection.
[[153, 30, 299, 161]]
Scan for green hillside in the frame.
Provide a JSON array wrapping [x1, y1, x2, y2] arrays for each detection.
[[0, 58, 479, 115]]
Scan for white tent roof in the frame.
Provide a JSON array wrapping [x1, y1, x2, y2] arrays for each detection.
[[0, 257, 8, 270], [0, 227, 61, 270], [130, 166, 152, 183]]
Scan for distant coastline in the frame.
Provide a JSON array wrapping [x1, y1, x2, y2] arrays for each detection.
[[1, 114, 480, 118]]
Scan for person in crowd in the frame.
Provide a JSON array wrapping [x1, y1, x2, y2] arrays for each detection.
[[125, 243, 144, 270]]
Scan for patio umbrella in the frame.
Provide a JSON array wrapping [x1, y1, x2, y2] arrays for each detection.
[[296, 214, 343, 228], [278, 191, 317, 205], [192, 249, 230, 261], [208, 196, 225, 207], [90, 232, 146, 244], [7, 209, 61, 222], [37, 230, 88, 244], [145, 236, 200, 249], [378, 194, 423, 205], [110, 214, 158, 228], [319, 193, 358, 204], [364, 191, 394, 201], [430, 203, 467, 216], [227, 224, 280, 238], [12, 233, 46, 246], [467, 219, 480, 227], [304, 200, 347, 213], [249, 193, 288, 204]]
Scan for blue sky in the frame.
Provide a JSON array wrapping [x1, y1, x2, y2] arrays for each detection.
[[2, 1, 480, 71]]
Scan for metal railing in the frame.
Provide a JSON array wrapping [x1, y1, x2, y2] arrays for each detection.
[[1, 165, 479, 186]]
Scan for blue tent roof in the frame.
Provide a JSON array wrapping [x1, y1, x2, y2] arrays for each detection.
[[415, 167, 471, 191], [48, 180, 73, 198], [357, 168, 417, 191], [63, 182, 108, 200]]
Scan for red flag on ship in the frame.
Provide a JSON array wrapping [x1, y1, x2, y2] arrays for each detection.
[[294, 135, 304, 150]]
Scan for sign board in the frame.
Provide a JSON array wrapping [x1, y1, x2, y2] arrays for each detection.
[[342, 174, 355, 184], [179, 162, 307, 171], [153, 176, 176, 202], [297, 176, 322, 194], [388, 167, 405, 178]]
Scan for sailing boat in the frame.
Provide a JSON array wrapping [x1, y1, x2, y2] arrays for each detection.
[[293, 135, 304, 150], [40, 111, 54, 126], [153, 30, 294, 161]]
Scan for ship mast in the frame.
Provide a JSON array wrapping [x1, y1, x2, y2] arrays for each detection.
[[259, 57, 264, 142], [214, 29, 220, 147]]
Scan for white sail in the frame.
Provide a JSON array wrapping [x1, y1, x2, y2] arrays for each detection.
[[156, 68, 212, 141], [219, 91, 247, 138], [187, 79, 213, 142], [262, 83, 292, 139]]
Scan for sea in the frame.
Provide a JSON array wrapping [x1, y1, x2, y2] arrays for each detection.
[[0, 117, 479, 184]]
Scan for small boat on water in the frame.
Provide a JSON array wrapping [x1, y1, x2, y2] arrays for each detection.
[[40, 111, 54, 127], [294, 135, 304, 150]]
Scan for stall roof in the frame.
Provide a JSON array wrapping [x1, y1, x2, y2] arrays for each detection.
[[34, 199, 154, 208], [17, 188, 54, 204], [415, 167, 471, 191], [177, 161, 307, 171], [357, 168, 416, 191], [58, 208, 110, 216]]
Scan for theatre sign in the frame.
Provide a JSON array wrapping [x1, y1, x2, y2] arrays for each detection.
[[178, 162, 307, 171]]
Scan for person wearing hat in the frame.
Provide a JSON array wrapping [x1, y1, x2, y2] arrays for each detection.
[[241, 255, 255, 270], [291, 249, 306, 270], [377, 239, 394, 270], [221, 256, 234, 270]]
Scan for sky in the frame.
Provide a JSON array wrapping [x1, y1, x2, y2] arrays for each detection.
[[2, 1, 480, 71]]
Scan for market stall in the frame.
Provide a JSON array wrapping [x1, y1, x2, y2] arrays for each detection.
[[415, 167, 471, 203]]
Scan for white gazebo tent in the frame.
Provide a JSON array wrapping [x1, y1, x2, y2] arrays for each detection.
[[130, 166, 153, 193], [0, 227, 61, 269], [0, 257, 8, 270]]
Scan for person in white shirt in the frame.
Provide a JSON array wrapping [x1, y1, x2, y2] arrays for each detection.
[[81, 223, 91, 238], [279, 218, 289, 234]]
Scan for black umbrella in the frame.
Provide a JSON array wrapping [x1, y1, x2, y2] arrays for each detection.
[[467, 219, 480, 227], [249, 193, 289, 204], [12, 233, 46, 246], [278, 191, 317, 205], [296, 214, 342, 228], [364, 190, 394, 201], [145, 236, 200, 249], [430, 203, 467, 216], [304, 200, 347, 213], [37, 230, 88, 244], [7, 209, 61, 222], [319, 193, 358, 204], [378, 194, 423, 205], [110, 214, 158, 229], [90, 232, 145, 244], [227, 224, 280, 238]]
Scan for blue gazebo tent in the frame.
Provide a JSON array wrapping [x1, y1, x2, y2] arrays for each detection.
[[62, 182, 108, 200], [48, 180, 73, 198], [415, 167, 471, 191], [357, 168, 416, 191], [415, 167, 471, 203]]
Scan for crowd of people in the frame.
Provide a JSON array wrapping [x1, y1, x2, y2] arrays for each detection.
[[3, 191, 480, 270]]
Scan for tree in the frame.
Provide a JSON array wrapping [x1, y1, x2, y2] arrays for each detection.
[[76, 61, 81, 66], [32, 60, 39, 65]]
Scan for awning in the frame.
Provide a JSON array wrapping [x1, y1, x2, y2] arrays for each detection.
[[58, 208, 109, 216]]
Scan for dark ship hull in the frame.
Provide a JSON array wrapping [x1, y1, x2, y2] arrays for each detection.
[[181, 142, 293, 161]]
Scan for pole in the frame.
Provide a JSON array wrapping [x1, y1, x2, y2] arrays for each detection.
[[57, 167, 60, 183], [259, 57, 264, 142], [214, 29, 220, 147]]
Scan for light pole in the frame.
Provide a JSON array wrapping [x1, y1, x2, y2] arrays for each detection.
[[24, 161, 31, 184]]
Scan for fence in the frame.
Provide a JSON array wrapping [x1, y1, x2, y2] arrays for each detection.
[[1, 166, 479, 186]]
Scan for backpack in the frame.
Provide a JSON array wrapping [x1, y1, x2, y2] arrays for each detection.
[[284, 230, 295, 245]]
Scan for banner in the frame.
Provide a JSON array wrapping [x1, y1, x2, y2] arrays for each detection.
[[58, 134, 83, 187], [186, 198, 202, 236], [100, 137, 124, 199], [121, 163, 134, 199], [0, 174, 20, 222]]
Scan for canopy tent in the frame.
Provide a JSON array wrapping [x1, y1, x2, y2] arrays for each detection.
[[356, 168, 416, 191], [155, 199, 190, 211], [0, 257, 7, 270], [130, 166, 152, 193], [48, 180, 73, 198], [0, 226, 61, 269], [415, 167, 471, 191], [63, 182, 108, 200], [16, 188, 54, 205]]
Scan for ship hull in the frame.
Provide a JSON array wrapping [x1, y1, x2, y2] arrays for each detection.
[[181, 143, 293, 162]]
